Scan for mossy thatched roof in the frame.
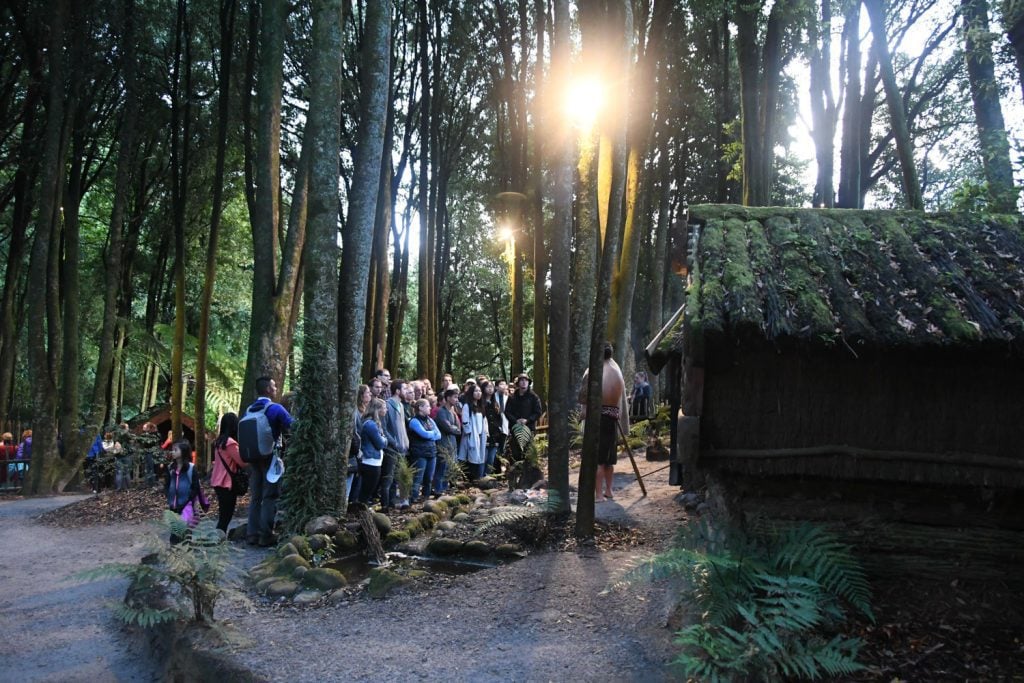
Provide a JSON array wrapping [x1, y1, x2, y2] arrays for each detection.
[[682, 205, 1024, 354]]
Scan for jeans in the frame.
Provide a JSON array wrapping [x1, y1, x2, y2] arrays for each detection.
[[485, 444, 498, 475], [409, 455, 436, 500], [431, 457, 448, 496], [247, 461, 279, 540]]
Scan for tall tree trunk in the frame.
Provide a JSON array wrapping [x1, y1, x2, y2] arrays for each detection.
[[169, 0, 192, 440], [809, 0, 837, 207], [570, 2, 600, 395], [735, 0, 796, 206], [415, 0, 431, 378], [242, 0, 304, 406], [90, 0, 138, 432], [547, 0, 573, 515], [0, 45, 43, 422], [195, 0, 238, 462], [837, 0, 862, 208], [25, 0, 67, 495], [531, 0, 548, 400], [284, 0, 346, 527], [608, 0, 669, 366], [337, 0, 390, 508], [647, 149, 671, 401], [865, 0, 924, 209], [963, 0, 1019, 212], [1001, 0, 1024, 104], [59, 124, 84, 447]]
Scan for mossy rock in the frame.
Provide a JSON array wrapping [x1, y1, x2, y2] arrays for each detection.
[[280, 554, 311, 572], [277, 542, 300, 559], [372, 512, 392, 535], [248, 559, 281, 581], [436, 521, 457, 531], [292, 590, 323, 605], [438, 495, 458, 506], [287, 535, 312, 560], [427, 537, 465, 556], [366, 567, 410, 599], [304, 515, 340, 536], [452, 512, 472, 523], [302, 567, 348, 591], [422, 500, 448, 516], [406, 569, 428, 579], [266, 579, 300, 598], [404, 519, 423, 537], [464, 540, 492, 557], [308, 533, 332, 552], [496, 543, 526, 558], [333, 529, 359, 551], [384, 530, 410, 547], [418, 512, 439, 529], [454, 494, 472, 506], [292, 566, 308, 581], [255, 577, 279, 593]]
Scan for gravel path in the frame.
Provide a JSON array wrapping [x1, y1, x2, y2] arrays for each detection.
[[215, 458, 687, 682], [0, 495, 161, 683]]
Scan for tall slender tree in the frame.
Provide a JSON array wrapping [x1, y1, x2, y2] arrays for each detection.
[[962, 0, 1018, 212]]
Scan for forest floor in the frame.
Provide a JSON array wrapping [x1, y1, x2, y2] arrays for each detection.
[[6, 453, 1024, 681]]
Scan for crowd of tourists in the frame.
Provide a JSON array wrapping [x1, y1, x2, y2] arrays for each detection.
[[347, 370, 543, 512]]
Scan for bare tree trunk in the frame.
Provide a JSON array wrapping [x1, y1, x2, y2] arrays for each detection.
[[865, 0, 923, 210], [531, 0, 548, 400], [608, 0, 669, 366], [837, 1, 862, 208], [242, 0, 304, 406], [169, 0, 192, 439], [963, 0, 1019, 212], [195, 0, 238, 461], [25, 0, 67, 494], [90, 0, 138, 432], [416, 0, 431, 378], [336, 0, 390, 509], [547, 0, 573, 515], [809, 0, 837, 207]]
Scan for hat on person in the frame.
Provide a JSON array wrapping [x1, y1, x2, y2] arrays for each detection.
[[514, 373, 532, 384], [266, 454, 285, 483]]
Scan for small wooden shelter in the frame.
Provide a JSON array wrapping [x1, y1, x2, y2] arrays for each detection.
[[127, 403, 216, 449], [647, 205, 1024, 580]]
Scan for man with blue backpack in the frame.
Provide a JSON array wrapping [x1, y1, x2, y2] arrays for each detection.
[[238, 376, 294, 546]]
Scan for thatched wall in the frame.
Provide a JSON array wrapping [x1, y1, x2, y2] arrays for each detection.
[[697, 345, 1024, 488]]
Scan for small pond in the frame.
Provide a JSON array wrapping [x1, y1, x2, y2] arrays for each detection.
[[324, 552, 504, 584]]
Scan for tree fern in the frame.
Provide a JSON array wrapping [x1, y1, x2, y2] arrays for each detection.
[[77, 512, 239, 625], [630, 518, 872, 681]]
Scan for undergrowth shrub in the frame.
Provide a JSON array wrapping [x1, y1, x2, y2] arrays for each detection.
[[630, 519, 873, 682], [78, 511, 242, 625]]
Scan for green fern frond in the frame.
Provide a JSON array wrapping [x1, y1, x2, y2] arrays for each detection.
[[475, 506, 539, 533], [394, 456, 415, 500], [511, 422, 533, 452]]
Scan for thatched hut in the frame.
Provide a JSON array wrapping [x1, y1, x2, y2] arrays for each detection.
[[647, 205, 1024, 580]]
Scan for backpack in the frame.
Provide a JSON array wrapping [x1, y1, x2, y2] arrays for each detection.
[[238, 400, 276, 463]]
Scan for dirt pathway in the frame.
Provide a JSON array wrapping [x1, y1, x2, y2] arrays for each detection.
[[0, 495, 162, 683], [214, 457, 688, 682]]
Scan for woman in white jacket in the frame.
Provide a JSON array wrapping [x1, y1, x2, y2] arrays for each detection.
[[458, 384, 488, 480]]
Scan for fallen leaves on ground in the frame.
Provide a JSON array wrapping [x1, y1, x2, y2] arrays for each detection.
[[36, 487, 246, 528], [845, 578, 1024, 681]]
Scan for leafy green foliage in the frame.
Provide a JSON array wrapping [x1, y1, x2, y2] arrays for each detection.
[[394, 455, 415, 501], [78, 512, 241, 625], [629, 519, 872, 681]]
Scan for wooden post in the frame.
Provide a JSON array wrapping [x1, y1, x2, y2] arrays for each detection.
[[616, 419, 647, 497]]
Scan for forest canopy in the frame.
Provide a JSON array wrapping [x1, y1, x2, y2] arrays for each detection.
[[1, 0, 1021, 521]]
